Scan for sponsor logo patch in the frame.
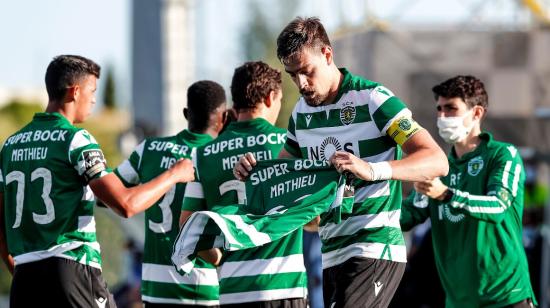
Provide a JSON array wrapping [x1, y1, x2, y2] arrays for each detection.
[[320, 136, 342, 160]]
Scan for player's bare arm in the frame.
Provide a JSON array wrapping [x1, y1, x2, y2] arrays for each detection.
[[331, 129, 448, 182], [414, 178, 448, 200], [179, 210, 223, 266], [90, 158, 194, 218]]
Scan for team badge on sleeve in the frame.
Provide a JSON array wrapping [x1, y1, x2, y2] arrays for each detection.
[[387, 116, 422, 146], [82, 149, 107, 182]]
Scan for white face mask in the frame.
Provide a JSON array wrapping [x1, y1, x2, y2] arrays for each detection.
[[437, 110, 475, 144]]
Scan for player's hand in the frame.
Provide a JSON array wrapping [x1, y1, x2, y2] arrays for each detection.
[[414, 178, 448, 200], [170, 158, 195, 183], [233, 152, 257, 181], [304, 216, 320, 232], [330, 151, 374, 181]]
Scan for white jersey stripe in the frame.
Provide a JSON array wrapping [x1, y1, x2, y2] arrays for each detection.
[[141, 295, 219, 306], [219, 254, 305, 279], [512, 164, 521, 197], [142, 263, 219, 286], [502, 161, 512, 188], [220, 287, 307, 304], [354, 181, 391, 203], [322, 242, 407, 268], [117, 160, 140, 185], [77, 216, 96, 233], [223, 215, 271, 246], [319, 210, 401, 240], [185, 182, 204, 199]]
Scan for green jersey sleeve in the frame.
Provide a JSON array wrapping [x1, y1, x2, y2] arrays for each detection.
[[400, 190, 430, 231], [114, 141, 145, 186], [447, 145, 524, 223], [182, 181, 207, 211], [68, 129, 110, 183], [283, 111, 302, 158], [368, 85, 408, 134], [0, 146, 4, 193]]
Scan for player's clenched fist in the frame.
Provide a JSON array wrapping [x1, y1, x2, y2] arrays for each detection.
[[170, 158, 195, 183], [233, 152, 257, 181]]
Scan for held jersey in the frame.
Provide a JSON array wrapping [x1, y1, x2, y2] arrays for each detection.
[[401, 132, 536, 307], [182, 118, 306, 304], [114, 130, 219, 306], [285, 68, 410, 268], [176, 159, 344, 304], [0, 112, 109, 269]]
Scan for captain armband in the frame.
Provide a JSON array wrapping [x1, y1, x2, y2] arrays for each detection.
[[386, 115, 423, 146]]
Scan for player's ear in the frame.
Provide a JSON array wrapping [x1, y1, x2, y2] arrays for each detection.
[[473, 105, 484, 121], [322, 46, 333, 65], [264, 91, 275, 108], [65, 85, 78, 103], [183, 108, 189, 120]]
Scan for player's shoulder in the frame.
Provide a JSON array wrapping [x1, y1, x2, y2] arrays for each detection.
[[485, 134, 521, 162], [68, 128, 100, 150]]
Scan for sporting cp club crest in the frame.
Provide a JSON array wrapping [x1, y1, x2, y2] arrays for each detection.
[[320, 136, 342, 160], [340, 102, 356, 125], [398, 117, 412, 131], [468, 156, 484, 176]]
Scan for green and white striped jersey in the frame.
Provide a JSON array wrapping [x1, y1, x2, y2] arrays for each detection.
[[285, 68, 409, 268], [177, 159, 343, 304], [182, 119, 307, 304], [0, 112, 108, 269], [401, 132, 537, 307], [115, 130, 219, 306]]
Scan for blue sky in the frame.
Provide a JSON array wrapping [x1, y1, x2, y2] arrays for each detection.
[[0, 0, 530, 105]]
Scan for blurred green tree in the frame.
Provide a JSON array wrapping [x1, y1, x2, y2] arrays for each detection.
[[241, 0, 299, 128], [103, 67, 117, 110]]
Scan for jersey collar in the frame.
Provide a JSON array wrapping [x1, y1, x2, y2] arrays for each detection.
[[331, 68, 353, 104], [176, 129, 213, 146], [227, 117, 272, 130], [33, 112, 72, 125], [449, 131, 493, 163]]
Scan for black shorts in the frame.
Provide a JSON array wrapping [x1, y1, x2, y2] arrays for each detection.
[[221, 298, 307, 308], [323, 257, 405, 308], [10, 257, 116, 308]]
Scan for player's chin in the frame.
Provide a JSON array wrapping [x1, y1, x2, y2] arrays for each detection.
[[304, 96, 323, 106]]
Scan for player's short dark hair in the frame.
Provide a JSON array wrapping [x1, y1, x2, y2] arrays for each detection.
[[45, 55, 101, 103], [230, 61, 281, 110], [432, 75, 488, 110], [187, 80, 226, 132], [277, 17, 332, 64]]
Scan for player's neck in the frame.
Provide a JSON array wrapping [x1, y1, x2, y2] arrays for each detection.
[[236, 106, 274, 124], [45, 101, 75, 124], [453, 127, 482, 158], [322, 67, 344, 105]]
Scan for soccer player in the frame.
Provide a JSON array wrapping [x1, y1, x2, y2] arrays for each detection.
[[400, 76, 537, 307], [115, 80, 227, 307], [0, 55, 194, 307], [181, 61, 308, 307], [234, 17, 448, 307]]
